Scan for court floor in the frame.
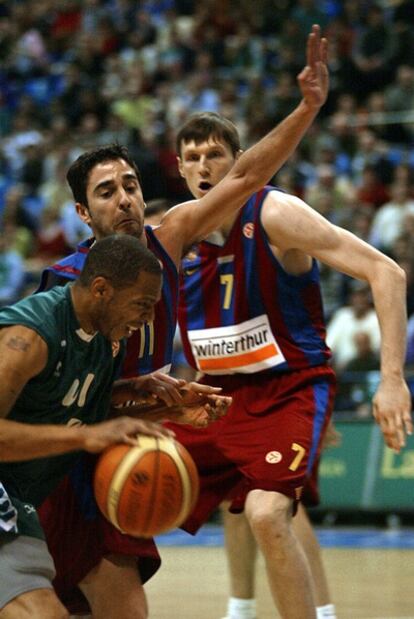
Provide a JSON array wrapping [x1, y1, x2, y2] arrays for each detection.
[[145, 527, 414, 619]]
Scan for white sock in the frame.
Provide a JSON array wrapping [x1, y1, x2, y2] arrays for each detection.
[[316, 603, 337, 618], [226, 597, 257, 619]]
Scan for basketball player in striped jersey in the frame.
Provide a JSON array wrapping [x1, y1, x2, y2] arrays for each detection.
[[167, 106, 411, 618]]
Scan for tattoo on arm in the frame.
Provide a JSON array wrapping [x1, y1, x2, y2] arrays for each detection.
[[6, 336, 31, 352]]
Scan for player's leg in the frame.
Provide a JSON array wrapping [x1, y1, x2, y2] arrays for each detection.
[[294, 505, 330, 606], [79, 554, 148, 619], [294, 506, 336, 619], [221, 368, 336, 619], [0, 535, 68, 619], [222, 502, 257, 599], [39, 462, 162, 617], [0, 590, 69, 619], [245, 489, 316, 619], [221, 502, 258, 619]]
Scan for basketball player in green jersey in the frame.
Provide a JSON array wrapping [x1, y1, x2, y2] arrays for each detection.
[[0, 235, 230, 619]]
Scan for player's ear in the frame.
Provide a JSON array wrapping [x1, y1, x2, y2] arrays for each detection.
[[177, 156, 185, 178], [76, 202, 91, 226], [91, 276, 114, 300], [235, 149, 243, 161]]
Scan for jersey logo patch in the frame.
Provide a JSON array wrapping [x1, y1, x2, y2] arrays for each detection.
[[265, 451, 282, 464], [243, 222, 254, 238], [187, 314, 286, 374]]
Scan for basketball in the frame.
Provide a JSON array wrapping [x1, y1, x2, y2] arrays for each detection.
[[93, 435, 199, 538]]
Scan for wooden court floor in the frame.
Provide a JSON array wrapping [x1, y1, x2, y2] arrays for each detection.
[[145, 546, 414, 618]]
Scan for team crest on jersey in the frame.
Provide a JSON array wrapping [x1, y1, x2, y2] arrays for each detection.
[[265, 450, 282, 464], [243, 222, 254, 238]]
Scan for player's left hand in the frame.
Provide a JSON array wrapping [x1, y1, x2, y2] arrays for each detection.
[[111, 371, 187, 407], [372, 376, 412, 452], [297, 24, 329, 111]]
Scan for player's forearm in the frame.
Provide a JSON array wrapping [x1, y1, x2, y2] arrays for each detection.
[[370, 260, 407, 378], [231, 99, 320, 192], [0, 419, 89, 461]]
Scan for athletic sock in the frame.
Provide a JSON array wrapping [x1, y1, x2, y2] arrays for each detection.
[[316, 603, 337, 618], [226, 597, 257, 619]]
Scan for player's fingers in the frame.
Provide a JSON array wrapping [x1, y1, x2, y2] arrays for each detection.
[[306, 26, 316, 67], [298, 65, 312, 83], [154, 383, 184, 406], [186, 382, 222, 394], [153, 372, 186, 387], [404, 412, 413, 436], [320, 36, 328, 65]]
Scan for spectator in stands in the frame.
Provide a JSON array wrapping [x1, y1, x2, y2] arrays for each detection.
[[351, 129, 394, 186], [0, 233, 25, 307], [351, 4, 395, 97], [1, 185, 34, 258], [336, 331, 380, 415], [356, 165, 390, 210], [369, 182, 414, 251], [327, 281, 381, 370], [304, 162, 354, 218]]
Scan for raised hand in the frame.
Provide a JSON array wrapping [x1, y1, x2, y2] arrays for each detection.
[[297, 24, 329, 110]]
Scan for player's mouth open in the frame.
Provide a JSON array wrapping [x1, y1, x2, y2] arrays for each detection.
[[199, 181, 212, 191]]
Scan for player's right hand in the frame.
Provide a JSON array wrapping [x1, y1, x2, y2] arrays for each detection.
[[297, 24, 329, 111], [82, 416, 174, 453]]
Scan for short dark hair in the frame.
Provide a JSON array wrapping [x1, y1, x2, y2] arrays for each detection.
[[67, 144, 142, 208], [79, 235, 162, 288], [175, 112, 240, 157]]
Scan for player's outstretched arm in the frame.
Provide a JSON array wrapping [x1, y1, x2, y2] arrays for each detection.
[[160, 25, 329, 257], [261, 191, 412, 452]]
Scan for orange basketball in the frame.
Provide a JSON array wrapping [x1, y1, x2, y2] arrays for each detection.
[[93, 435, 199, 538]]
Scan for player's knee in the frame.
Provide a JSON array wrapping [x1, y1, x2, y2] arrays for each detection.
[[245, 490, 292, 537], [0, 589, 69, 619]]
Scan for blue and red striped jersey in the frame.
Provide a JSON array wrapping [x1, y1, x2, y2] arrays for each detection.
[[39, 227, 179, 376], [178, 186, 331, 375]]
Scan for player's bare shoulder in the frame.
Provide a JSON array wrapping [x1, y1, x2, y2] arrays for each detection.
[[260, 190, 308, 241], [261, 190, 314, 274], [0, 325, 48, 376]]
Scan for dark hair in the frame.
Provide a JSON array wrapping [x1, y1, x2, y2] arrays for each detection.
[[66, 144, 142, 208], [175, 112, 240, 157], [79, 234, 162, 288]]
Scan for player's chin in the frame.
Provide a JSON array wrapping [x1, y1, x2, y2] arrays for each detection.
[[116, 221, 142, 237]]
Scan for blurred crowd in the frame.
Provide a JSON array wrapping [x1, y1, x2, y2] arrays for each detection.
[[1, 0, 414, 413]]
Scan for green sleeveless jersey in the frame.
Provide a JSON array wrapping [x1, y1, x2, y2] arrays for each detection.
[[0, 284, 125, 530]]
